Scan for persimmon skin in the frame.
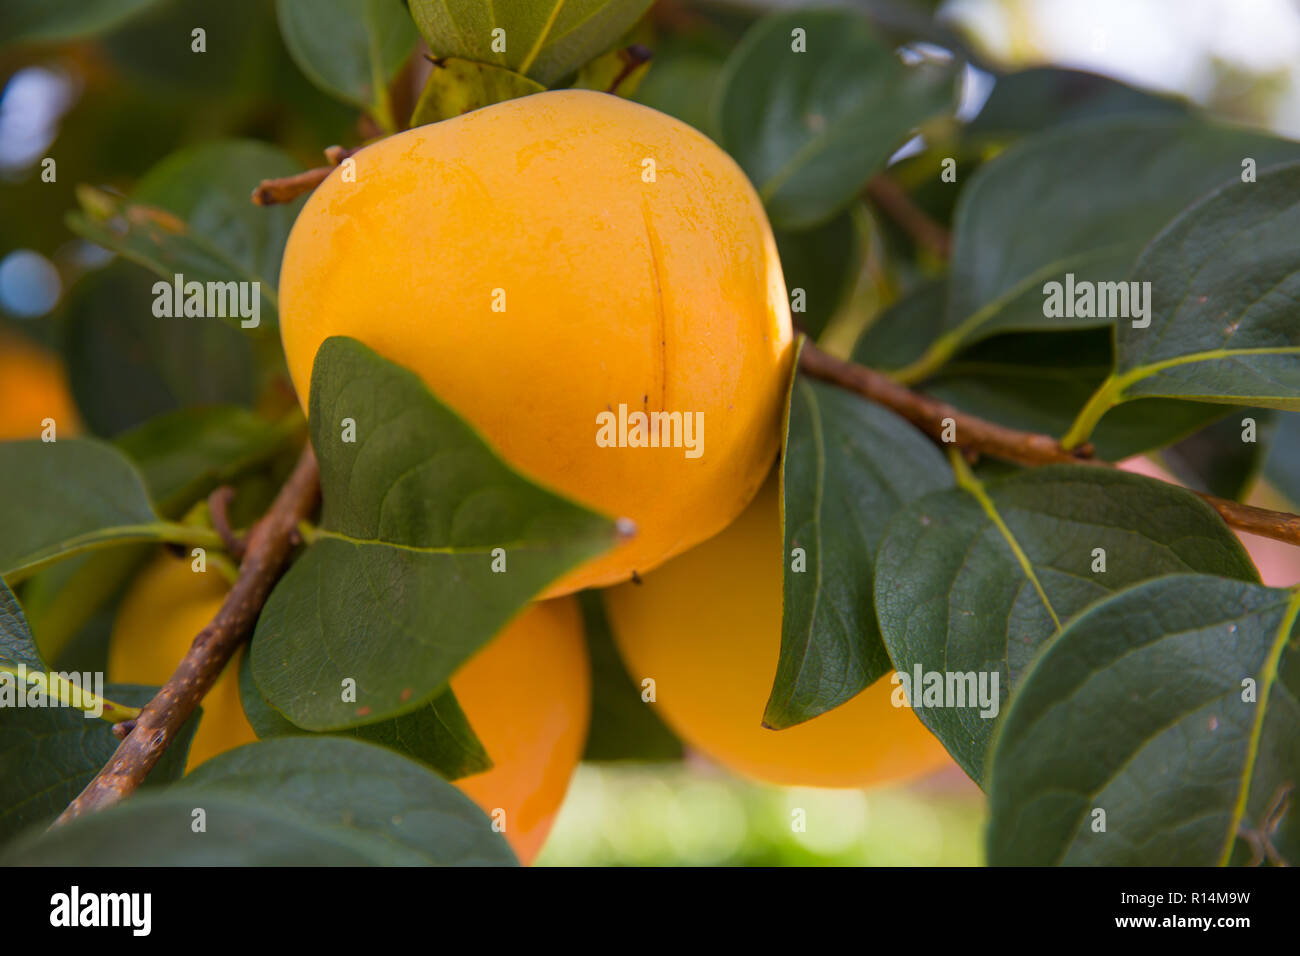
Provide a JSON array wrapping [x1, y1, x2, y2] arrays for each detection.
[[0, 333, 81, 440], [605, 476, 955, 789], [278, 89, 793, 597], [449, 597, 590, 865]]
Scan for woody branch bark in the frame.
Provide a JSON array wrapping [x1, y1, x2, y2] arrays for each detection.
[[54, 444, 321, 825], [798, 340, 1300, 547]]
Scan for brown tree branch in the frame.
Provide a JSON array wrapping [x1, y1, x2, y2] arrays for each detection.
[[798, 340, 1300, 547], [864, 174, 952, 259], [54, 444, 321, 825], [251, 146, 360, 206]]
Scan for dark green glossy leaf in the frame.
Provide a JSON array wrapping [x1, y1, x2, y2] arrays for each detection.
[[252, 337, 617, 730], [852, 279, 949, 373], [897, 117, 1300, 382], [1083, 163, 1300, 433], [855, 306, 1237, 460], [0, 683, 195, 843], [1160, 412, 1276, 500], [919, 329, 1237, 461], [633, 36, 726, 137], [410, 57, 544, 126], [178, 738, 513, 863], [276, 0, 417, 114], [775, 209, 862, 341], [968, 67, 1186, 137], [1, 738, 516, 865], [2, 795, 385, 865], [113, 406, 297, 518], [408, 0, 652, 87], [0, 440, 211, 581], [19, 407, 292, 663], [62, 264, 257, 437], [582, 590, 681, 762], [2, 587, 196, 843], [1264, 413, 1300, 506], [67, 140, 307, 330], [768, 369, 953, 728], [987, 575, 1300, 866], [0, 582, 43, 673], [875, 464, 1259, 783], [715, 8, 955, 230], [237, 649, 491, 780]]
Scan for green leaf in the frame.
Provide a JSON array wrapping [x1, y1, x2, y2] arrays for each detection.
[[1264, 413, 1300, 506], [1, 738, 517, 865], [897, 117, 1300, 382], [2, 795, 388, 865], [408, 0, 652, 87], [276, 0, 417, 118], [968, 67, 1186, 137], [178, 738, 514, 863], [2, 583, 196, 840], [67, 140, 307, 330], [852, 279, 949, 373], [252, 337, 617, 731], [633, 37, 726, 137], [62, 264, 258, 436], [1, 680, 195, 838], [582, 590, 681, 762], [237, 649, 491, 779], [918, 329, 1238, 460], [768, 370, 953, 728], [775, 209, 862, 341], [0, 440, 218, 582], [1160, 412, 1276, 501], [113, 406, 298, 519], [410, 57, 544, 126], [1, 581, 136, 719], [987, 576, 1300, 866], [0, 583, 43, 673], [0, 683, 195, 843], [856, 302, 1237, 460], [714, 8, 955, 230], [874, 464, 1260, 783], [19, 407, 293, 664], [1066, 162, 1300, 447], [0, 0, 166, 45]]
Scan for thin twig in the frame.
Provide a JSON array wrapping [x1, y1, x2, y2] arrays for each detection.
[[207, 485, 245, 560], [864, 174, 952, 259], [251, 146, 360, 206], [798, 341, 1300, 548], [53, 445, 321, 825], [607, 45, 653, 95]]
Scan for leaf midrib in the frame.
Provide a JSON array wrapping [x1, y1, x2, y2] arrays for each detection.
[[1118, 345, 1300, 393], [951, 454, 1062, 632], [1219, 585, 1300, 865], [316, 527, 608, 555]]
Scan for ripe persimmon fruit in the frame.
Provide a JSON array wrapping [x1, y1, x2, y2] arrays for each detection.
[[279, 90, 794, 596]]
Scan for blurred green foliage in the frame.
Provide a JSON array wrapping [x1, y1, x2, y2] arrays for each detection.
[[539, 764, 985, 866]]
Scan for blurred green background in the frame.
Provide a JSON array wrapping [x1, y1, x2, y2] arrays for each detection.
[[539, 762, 984, 866]]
